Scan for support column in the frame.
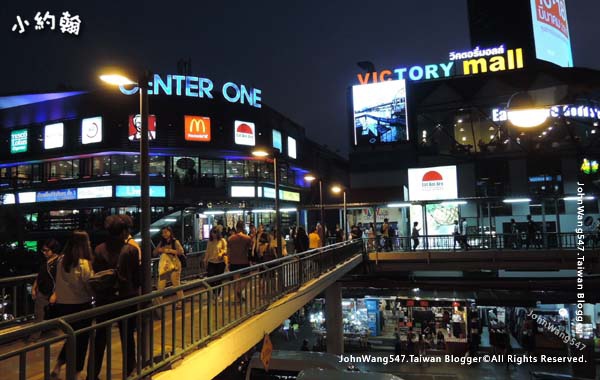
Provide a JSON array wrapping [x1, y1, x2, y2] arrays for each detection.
[[325, 282, 343, 355]]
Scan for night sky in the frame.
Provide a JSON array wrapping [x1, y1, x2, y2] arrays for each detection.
[[3, 0, 600, 156]]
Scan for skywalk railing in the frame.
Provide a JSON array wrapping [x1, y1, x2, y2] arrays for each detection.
[[363, 232, 591, 252], [0, 250, 207, 328], [0, 240, 364, 380]]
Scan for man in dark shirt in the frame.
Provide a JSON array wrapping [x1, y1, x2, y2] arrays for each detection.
[[29, 239, 61, 342], [88, 215, 140, 380], [226, 220, 253, 301]]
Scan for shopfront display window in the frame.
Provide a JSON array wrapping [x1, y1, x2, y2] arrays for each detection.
[[93, 156, 111, 176], [200, 159, 225, 179], [226, 160, 245, 179], [46, 160, 79, 181], [150, 156, 165, 176], [174, 156, 198, 184]]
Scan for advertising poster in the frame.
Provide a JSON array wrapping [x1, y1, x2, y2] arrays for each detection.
[[352, 79, 408, 145], [530, 0, 573, 67]]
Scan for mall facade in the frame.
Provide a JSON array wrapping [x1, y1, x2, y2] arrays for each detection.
[[0, 82, 348, 246]]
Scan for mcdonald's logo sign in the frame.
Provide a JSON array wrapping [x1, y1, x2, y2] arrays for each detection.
[[184, 116, 211, 142]]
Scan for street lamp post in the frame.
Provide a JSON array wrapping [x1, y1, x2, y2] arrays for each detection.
[[100, 70, 152, 365], [100, 71, 152, 295], [331, 185, 347, 240], [304, 174, 325, 242], [252, 148, 282, 257]]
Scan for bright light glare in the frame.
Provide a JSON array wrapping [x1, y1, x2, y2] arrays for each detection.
[[99, 74, 136, 86], [204, 211, 225, 215], [387, 203, 411, 208], [304, 174, 316, 182], [507, 109, 548, 128], [502, 198, 531, 203], [252, 149, 269, 157], [331, 185, 342, 194]]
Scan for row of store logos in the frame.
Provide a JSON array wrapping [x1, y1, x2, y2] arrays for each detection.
[[1, 185, 166, 205], [9, 115, 296, 159]]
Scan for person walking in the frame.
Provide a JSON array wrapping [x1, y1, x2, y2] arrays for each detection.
[[28, 238, 61, 342], [294, 227, 309, 253], [452, 220, 461, 251], [461, 218, 471, 250], [411, 222, 421, 251], [510, 218, 520, 249], [525, 215, 536, 249], [225, 220, 253, 302], [154, 226, 185, 308], [49, 231, 94, 380], [89, 215, 140, 380], [204, 228, 227, 298], [334, 224, 344, 243], [308, 226, 322, 249], [382, 218, 391, 251]]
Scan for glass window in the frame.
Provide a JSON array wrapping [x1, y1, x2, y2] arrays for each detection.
[[529, 200, 566, 215], [173, 156, 198, 184], [200, 159, 225, 179], [259, 162, 273, 181], [93, 156, 111, 176], [226, 160, 245, 178], [111, 155, 140, 175], [16, 165, 31, 185], [47, 160, 75, 180], [150, 156, 165, 176], [32, 164, 41, 183]]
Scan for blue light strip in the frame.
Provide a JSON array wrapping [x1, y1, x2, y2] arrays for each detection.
[[0, 91, 87, 110]]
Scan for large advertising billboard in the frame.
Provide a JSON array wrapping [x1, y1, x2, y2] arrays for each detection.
[[530, 0, 573, 67], [408, 165, 458, 201], [352, 79, 408, 145]]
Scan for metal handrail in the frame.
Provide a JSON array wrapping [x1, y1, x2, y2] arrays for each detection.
[[0, 240, 364, 380], [0, 250, 207, 328], [362, 231, 590, 252]]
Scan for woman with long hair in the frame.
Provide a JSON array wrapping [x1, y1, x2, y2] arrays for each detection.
[[50, 231, 94, 380], [154, 226, 185, 308], [203, 228, 227, 296]]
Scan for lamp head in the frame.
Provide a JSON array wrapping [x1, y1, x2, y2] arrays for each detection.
[[331, 185, 343, 194], [507, 92, 548, 128], [251, 147, 270, 157], [304, 174, 317, 182]]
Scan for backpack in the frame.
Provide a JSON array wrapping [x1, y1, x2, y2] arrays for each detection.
[[88, 267, 118, 296]]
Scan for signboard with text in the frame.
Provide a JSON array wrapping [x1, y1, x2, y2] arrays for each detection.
[[128, 115, 157, 141], [82, 117, 103, 144], [408, 165, 458, 201], [184, 115, 211, 141], [10, 129, 28, 153], [530, 0, 573, 67]]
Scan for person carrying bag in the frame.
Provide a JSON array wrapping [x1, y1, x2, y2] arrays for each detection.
[[154, 226, 185, 309]]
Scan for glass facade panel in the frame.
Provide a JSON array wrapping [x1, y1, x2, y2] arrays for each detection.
[[226, 160, 245, 178], [150, 156, 165, 176], [47, 160, 75, 180], [174, 156, 198, 184], [93, 156, 111, 176]]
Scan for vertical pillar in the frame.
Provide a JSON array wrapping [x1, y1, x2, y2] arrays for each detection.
[[325, 282, 344, 355]]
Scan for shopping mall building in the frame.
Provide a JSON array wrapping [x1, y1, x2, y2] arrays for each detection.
[[0, 77, 347, 246]]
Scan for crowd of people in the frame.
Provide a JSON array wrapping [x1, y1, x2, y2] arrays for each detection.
[[28, 214, 141, 380]]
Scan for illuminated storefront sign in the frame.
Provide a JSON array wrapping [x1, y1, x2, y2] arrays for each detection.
[[184, 116, 211, 142], [128, 115, 157, 141], [231, 186, 256, 197], [44, 123, 64, 150], [356, 46, 524, 84], [81, 116, 103, 144], [10, 129, 28, 153], [115, 185, 166, 198], [531, 0, 572, 67], [273, 130, 282, 152], [18, 192, 36, 204], [287, 136, 297, 159], [118, 74, 262, 109], [408, 165, 458, 201], [581, 159, 599, 175], [36, 188, 77, 202], [234, 121, 256, 146], [262, 187, 300, 202], [77, 186, 113, 199], [492, 104, 600, 122]]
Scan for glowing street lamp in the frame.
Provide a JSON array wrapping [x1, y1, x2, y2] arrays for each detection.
[[252, 147, 282, 257], [331, 185, 347, 240], [100, 70, 152, 296], [507, 92, 548, 128], [304, 174, 325, 242]]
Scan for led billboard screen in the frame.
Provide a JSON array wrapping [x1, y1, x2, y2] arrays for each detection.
[[530, 0, 573, 67], [408, 165, 458, 201], [352, 79, 408, 145]]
